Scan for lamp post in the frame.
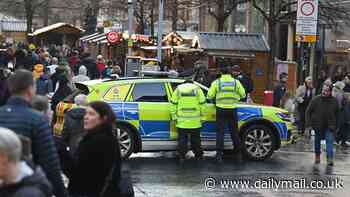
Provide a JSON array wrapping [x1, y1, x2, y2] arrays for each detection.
[[128, 0, 134, 56], [157, 0, 164, 63]]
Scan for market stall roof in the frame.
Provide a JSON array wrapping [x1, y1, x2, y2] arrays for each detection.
[[192, 32, 270, 52], [162, 31, 197, 42], [29, 23, 84, 36], [141, 45, 203, 53]]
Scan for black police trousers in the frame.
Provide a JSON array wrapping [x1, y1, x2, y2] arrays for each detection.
[[216, 107, 241, 154], [177, 128, 203, 158]]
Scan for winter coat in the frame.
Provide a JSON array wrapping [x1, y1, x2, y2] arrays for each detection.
[[273, 82, 287, 107], [62, 108, 86, 155], [80, 57, 99, 79], [51, 67, 68, 91], [51, 81, 72, 111], [0, 97, 67, 197], [332, 81, 345, 108], [72, 66, 90, 83], [36, 75, 53, 95], [96, 62, 106, 78], [295, 85, 316, 108], [236, 73, 254, 94], [0, 78, 10, 106], [344, 84, 350, 93], [0, 163, 53, 197], [306, 95, 339, 132], [68, 124, 121, 196]]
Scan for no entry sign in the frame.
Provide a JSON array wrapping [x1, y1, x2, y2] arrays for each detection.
[[107, 32, 120, 44], [296, 0, 319, 43]]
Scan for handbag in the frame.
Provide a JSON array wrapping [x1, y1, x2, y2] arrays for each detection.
[[100, 166, 135, 197]]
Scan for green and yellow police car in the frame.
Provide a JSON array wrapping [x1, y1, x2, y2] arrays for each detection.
[[54, 77, 297, 161]]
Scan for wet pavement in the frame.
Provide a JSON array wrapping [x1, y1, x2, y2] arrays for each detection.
[[124, 135, 350, 197]]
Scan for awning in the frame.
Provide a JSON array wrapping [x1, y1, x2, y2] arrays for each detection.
[[79, 33, 99, 41], [192, 32, 270, 52]]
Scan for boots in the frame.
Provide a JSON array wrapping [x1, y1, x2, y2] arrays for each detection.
[[327, 157, 334, 166], [315, 153, 320, 164], [215, 152, 223, 163]]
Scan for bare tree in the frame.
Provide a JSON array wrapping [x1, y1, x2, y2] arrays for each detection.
[[0, 0, 49, 35], [166, 0, 197, 31], [195, 0, 247, 32], [249, 0, 350, 88]]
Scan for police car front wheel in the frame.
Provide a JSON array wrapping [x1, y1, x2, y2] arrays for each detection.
[[241, 125, 276, 161]]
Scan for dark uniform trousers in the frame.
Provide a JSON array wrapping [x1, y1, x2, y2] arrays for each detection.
[[178, 128, 203, 158], [216, 107, 241, 154]]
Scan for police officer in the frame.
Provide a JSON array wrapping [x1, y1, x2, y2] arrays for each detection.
[[171, 80, 206, 163], [208, 66, 246, 162], [231, 65, 254, 102]]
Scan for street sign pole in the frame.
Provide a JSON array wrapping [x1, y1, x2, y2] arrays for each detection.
[[157, 0, 164, 63], [128, 0, 134, 56]]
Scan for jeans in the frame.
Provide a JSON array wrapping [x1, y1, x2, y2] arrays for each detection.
[[314, 128, 334, 159], [216, 108, 241, 153]]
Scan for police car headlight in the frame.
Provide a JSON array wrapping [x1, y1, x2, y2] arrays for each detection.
[[276, 112, 291, 122]]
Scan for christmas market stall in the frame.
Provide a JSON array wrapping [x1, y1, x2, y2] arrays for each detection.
[[29, 23, 84, 47], [192, 32, 297, 104]]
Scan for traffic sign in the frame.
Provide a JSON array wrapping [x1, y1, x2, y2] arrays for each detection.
[[107, 32, 120, 44], [296, 0, 318, 43]]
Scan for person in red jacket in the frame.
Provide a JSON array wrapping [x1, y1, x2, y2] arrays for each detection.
[[96, 55, 106, 79]]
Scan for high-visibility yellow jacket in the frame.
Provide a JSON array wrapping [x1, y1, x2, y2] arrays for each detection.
[[207, 74, 246, 109], [171, 83, 206, 129]]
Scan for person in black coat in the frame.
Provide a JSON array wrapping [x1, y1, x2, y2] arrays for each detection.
[[0, 69, 11, 106], [51, 74, 73, 111], [273, 73, 288, 107], [80, 53, 99, 80], [231, 65, 254, 102], [68, 101, 121, 197]]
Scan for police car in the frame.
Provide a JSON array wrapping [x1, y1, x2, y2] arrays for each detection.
[[55, 77, 296, 161]]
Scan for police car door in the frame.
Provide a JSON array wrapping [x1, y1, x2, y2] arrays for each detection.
[[130, 82, 174, 150]]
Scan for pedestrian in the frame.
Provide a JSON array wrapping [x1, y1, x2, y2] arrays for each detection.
[[207, 65, 246, 162], [34, 65, 53, 96], [332, 81, 345, 109], [306, 83, 339, 166], [68, 51, 80, 75], [336, 93, 350, 147], [0, 127, 53, 197], [31, 95, 51, 121], [51, 63, 68, 91], [103, 60, 114, 78], [47, 57, 59, 75], [316, 70, 327, 94], [0, 69, 68, 197], [332, 66, 344, 84], [96, 55, 106, 79], [68, 101, 121, 197], [62, 94, 88, 155], [343, 73, 350, 93], [80, 53, 99, 80], [295, 76, 316, 135], [273, 72, 288, 107], [72, 65, 90, 83], [51, 74, 73, 112], [170, 80, 206, 164], [231, 65, 254, 102], [0, 68, 11, 107]]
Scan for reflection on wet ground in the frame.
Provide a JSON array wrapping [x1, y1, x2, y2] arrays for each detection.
[[125, 135, 350, 197]]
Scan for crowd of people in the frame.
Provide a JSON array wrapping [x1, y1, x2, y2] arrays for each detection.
[[272, 69, 350, 166], [0, 44, 125, 197]]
